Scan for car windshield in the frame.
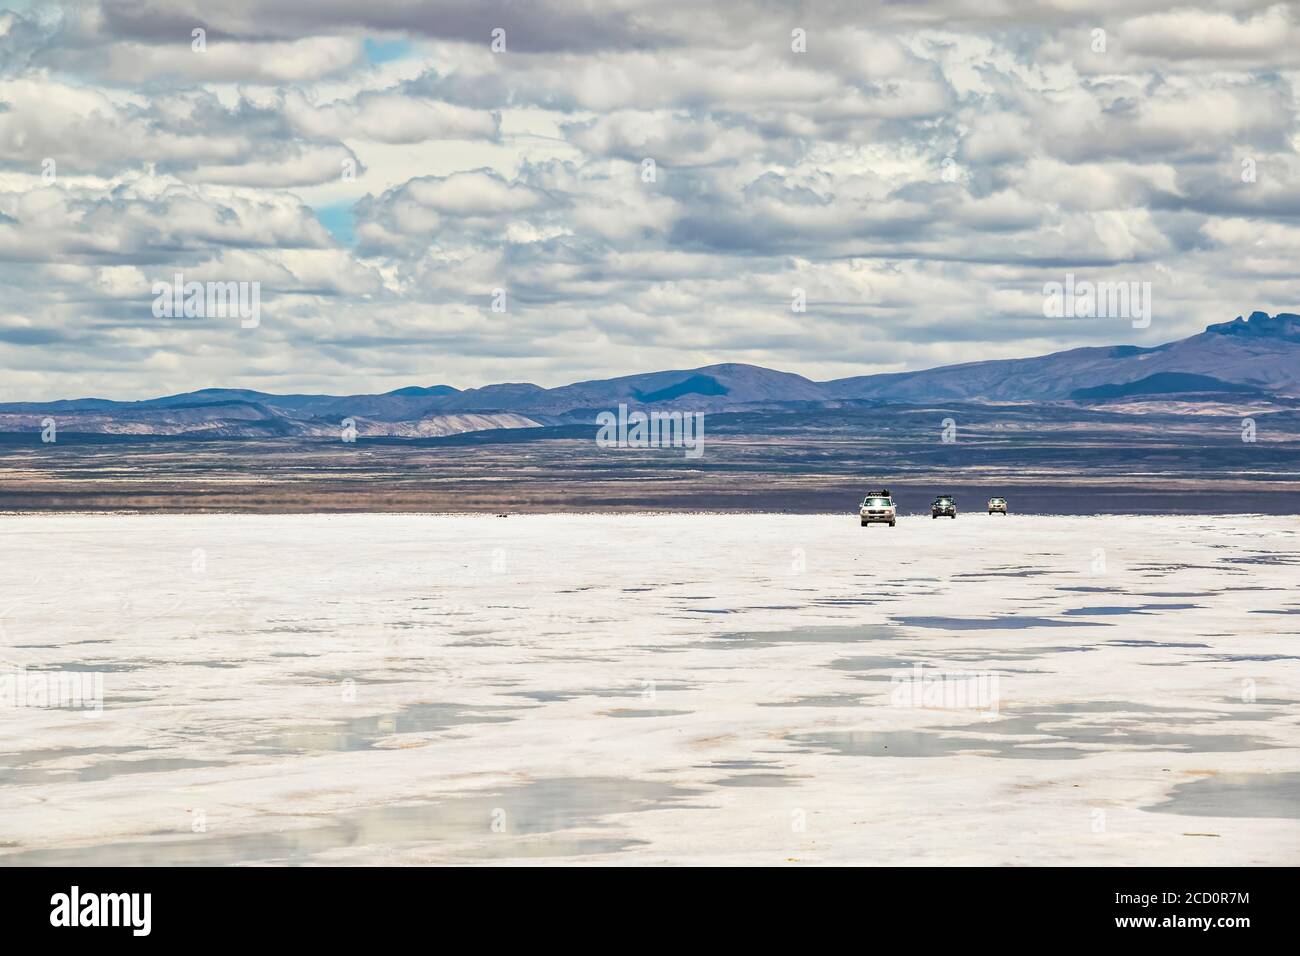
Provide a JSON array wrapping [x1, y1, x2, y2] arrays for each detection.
[[935, 497, 953, 504], [990, 498, 1005, 503], [864, 498, 890, 507]]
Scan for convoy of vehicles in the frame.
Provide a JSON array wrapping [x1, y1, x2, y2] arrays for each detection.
[[857, 491, 1010, 524], [859, 489, 896, 527]]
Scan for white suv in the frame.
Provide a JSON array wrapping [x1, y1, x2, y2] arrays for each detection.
[[860, 491, 896, 527]]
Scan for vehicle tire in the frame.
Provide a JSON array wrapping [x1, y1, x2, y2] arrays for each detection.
[[861, 520, 868, 527], [951, 514, 957, 519], [889, 520, 896, 527]]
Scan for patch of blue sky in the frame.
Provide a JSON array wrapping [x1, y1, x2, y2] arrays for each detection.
[[314, 202, 357, 246], [364, 37, 413, 65]]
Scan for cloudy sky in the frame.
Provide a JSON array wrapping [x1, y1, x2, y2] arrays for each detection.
[[1, 0, 1297, 400]]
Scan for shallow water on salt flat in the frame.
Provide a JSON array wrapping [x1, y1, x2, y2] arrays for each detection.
[[2, 513, 1297, 864]]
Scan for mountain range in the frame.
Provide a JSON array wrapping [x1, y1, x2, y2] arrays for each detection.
[[3, 311, 1297, 438]]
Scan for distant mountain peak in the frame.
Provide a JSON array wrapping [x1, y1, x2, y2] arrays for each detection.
[[384, 385, 459, 397], [1205, 310, 1300, 341], [694, 362, 779, 374]]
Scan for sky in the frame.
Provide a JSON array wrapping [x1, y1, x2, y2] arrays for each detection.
[[1, 0, 1298, 401]]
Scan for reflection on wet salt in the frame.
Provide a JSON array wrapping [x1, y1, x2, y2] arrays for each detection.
[[0, 747, 226, 786], [1222, 554, 1300, 566], [1220, 696, 1297, 707], [712, 624, 902, 646], [966, 710, 1274, 754], [0, 776, 703, 866], [507, 682, 691, 703], [1144, 772, 1300, 819], [758, 693, 867, 708], [953, 569, 1053, 578], [828, 655, 913, 671], [12, 640, 112, 649], [1104, 639, 1210, 648], [1062, 604, 1199, 616], [829, 647, 1087, 677], [23, 662, 144, 673], [709, 773, 797, 788], [789, 729, 1087, 760], [289, 672, 403, 685], [243, 701, 523, 754], [791, 699, 1280, 761], [892, 616, 1110, 630]]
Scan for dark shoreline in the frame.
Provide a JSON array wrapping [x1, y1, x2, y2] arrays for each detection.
[[3, 417, 1297, 515], [3, 481, 1296, 515]]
